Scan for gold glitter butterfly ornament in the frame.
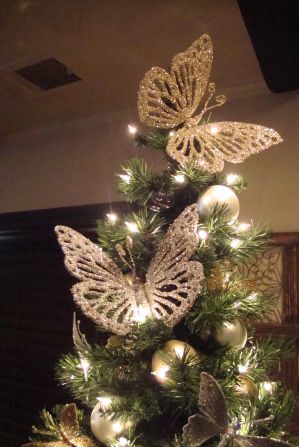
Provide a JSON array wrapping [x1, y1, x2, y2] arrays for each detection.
[[138, 34, 282, 172], [22, 404, 96, 447], [55, 204, 204, 335]]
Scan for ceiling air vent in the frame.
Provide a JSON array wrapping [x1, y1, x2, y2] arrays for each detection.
[[15, 58, 81, 90]]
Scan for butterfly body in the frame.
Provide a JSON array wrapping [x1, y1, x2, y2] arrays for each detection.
[[138, 35, 282, 172]]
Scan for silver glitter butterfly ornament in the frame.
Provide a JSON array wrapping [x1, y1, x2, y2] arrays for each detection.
[[55, 204, 204, 335], [183, 372, 293, 447]]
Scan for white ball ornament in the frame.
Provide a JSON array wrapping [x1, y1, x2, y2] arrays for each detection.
[[90, 400, 132, 445], [197, 185, 240, 221], [151, 339, 198, 383]]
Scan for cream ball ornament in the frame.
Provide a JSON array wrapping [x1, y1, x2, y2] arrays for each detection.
[[197, 185, 240, 221], [215, 319, 247, 350], [90, 400, 132, 445], [151, 339, 198, 383]]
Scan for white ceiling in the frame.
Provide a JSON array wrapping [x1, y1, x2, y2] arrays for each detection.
[[0, 0, 265, 139]]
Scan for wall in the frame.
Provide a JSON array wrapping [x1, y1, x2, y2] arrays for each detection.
[[0, 89, 298, 232]]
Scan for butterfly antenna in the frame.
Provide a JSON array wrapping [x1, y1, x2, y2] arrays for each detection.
[[115, 243, 135, 273], [197, 82, 227, 122], [125, 236, 137, 278]]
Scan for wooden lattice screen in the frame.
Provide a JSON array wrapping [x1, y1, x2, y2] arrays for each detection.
[[0, 205, 298, 446]]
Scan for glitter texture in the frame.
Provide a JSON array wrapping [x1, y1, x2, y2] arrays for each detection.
[[137, 34, 282, 172], [22, 404, 96, 447], [55, 204, 204, 335], [183, 373, 293, 447]]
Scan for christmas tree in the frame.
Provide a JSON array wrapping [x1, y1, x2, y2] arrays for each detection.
[[22, 35, 298, 447]]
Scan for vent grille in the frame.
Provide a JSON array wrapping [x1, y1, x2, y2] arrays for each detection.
[[15, 58, 81, 90]]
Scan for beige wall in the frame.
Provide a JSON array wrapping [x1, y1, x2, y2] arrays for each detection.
[[0, 89, 298, 232]]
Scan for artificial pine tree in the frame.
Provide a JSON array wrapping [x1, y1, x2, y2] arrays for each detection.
[[22, 35, 298, 447]]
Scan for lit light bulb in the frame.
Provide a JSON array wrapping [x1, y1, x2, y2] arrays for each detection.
[[198, 229, 208, 240], [248, 292, 258, 301], [152, 365, 169, 382], [131, 305, 149, 323], [78, 358, 90, 381], [263, 381, 274, 393], [238, 222, 251, 231], [230, 238, 242, 249], [173, 174, 186, 184], [70, 374, 75, 380], [210, 125, 219, 135], [238, 364, 249, 374], [226, 173, 239, 185], [174, 346, 184, 358], [125, 221, 139, 233], [106, 213, 118, 224], [119, 174, 131, 183], [96, 396, 112, 411], [118, 437, 130, 446], [128, 124, 137, 135], [169, 130, 175, 137]]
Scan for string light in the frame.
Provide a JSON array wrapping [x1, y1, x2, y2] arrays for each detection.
[[198, 229, 208, 240], [128, 124, 137, 135], [118, 437, 130, 447], [226, 173, 239, 185], [125, 221, 139, 233], [210, 125, 219, 135], [131, 305, 150, 323], [238, 222, 251, 231], [169, 130, 175, 137], [119, 174, 131, 183], [230, 238, 242, 249], [77, 358, 90, 381], [173, 174, 186, 183], [238, 364, 249, 374], [106, 213, 118, 224], [152, 365, 169, 382]]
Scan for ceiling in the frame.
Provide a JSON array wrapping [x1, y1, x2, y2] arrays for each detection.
[[0, 0, 265, 139]]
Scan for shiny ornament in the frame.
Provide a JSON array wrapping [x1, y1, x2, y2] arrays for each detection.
[[138, 34, 282, 172], [90, 401, 132, 445], [22, 403, 96, 447], [152, 339, 198, 383], [55, 204, 204, 335], [215, 319, 247, 350], [183, 372, 293, 447], [235, 375, 258, 399], [197, 185, 240, 221]]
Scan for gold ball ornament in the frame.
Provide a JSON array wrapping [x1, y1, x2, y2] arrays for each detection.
[[197, 185, 240, 221], [215, 319, 247, 350], [151, 339, 198, 383], [235, 375, 258, 399], [90, 400, 133, 445]]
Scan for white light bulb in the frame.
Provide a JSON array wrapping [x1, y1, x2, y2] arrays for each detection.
[[169, 130, 175, 137], [174, 174, 186, 184], [78, 358, 90, 381], [230, 238, 242, 249], [125, 221, 139, 233], [70, 375, 75, 380], [248, 292, 258, 301], [152, 365, 169, 382], [119, 174, 131, 183], [238, 222, 251, 231], [106, 213, 118, 224], [128, 124, 137, 135], [210, 125, 219, 135], [198, 229, 208, 240], [226, 174, 239, 185], [131, 305, 149, 323], [238, 364, 248, 374], [118, 437, 130, 446], [263, 382, 273, 393], [96, 396, 112, 411]]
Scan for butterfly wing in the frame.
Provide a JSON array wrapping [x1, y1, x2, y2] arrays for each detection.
[[234, 436, 294, 447], [55, 226, 141, 335], [183, 373, 228, 446], [145, 204, 204, 326], [22, 443, 66, 446], [138, 34, 213, 128], [166, 122, 283, 172]]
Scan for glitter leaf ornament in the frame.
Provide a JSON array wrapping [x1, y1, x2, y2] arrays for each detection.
[[138, 34, 282, 172], [55, 204, 204, 335], [22, 404, 96, 447], [183, 373, 293, 447]]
